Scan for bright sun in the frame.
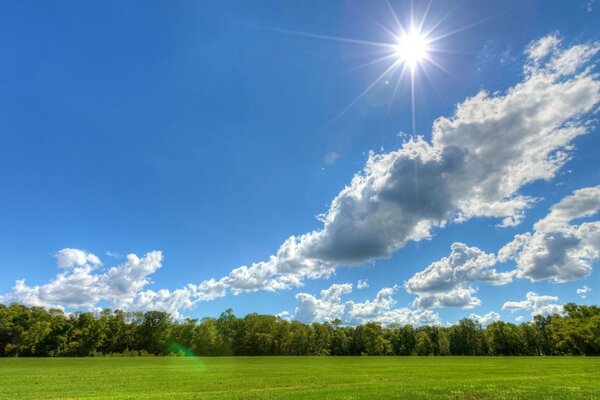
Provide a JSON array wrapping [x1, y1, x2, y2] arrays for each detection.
[[395, 30, 429, 67], [274, 3, 455, 133]]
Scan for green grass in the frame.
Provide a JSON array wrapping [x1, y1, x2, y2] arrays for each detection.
[[1, 357, 599, 400]]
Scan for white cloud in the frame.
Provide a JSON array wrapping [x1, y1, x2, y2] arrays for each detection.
[[502, 291, 563, 318], [0, 250, 192, 315], [55, 248, 101, 269], [498, 186, 600, 282], [577, 285, 591, 299], [357, 279, 369, 289], [515, 315, 525, 323], [469, 311, 501, 326], [525, 34, 560, 63], [276, 310, 292, 321], [126, 285, 198, 318], [294, 283, 353, 323], [406, 243, 513, 309], [289, 283, 440, 326]]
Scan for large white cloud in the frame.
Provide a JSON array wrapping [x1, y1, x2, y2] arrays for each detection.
[[181, 33, 600, 299], [498, 185, 600, 282], [289, 283, 440, 326], [406, 243, 513, 309]]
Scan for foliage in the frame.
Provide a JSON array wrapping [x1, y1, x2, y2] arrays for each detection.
[[1, 303, 599, 357]]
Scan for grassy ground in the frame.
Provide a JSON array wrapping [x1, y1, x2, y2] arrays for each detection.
[[1, 356, 599, 400]]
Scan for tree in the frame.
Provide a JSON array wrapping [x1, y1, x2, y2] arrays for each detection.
[[353, 323, 384, 355], [216, 309, 239, 356], [330, 320, 353, 356], [415, 330, 434, 355], [449, 319, 485, 355], [65, 312, 105, 356], [389, 324, 416, 355], [135, 311, 172, 355], [309, 323, 332, 355], [98, 309, 135, 355]]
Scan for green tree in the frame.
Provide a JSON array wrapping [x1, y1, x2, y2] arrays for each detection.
[[135, 311, 172, 355]]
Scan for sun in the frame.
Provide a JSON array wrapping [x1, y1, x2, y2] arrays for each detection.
[[266, 2, 467, 133], [395, 30, 429, 67]]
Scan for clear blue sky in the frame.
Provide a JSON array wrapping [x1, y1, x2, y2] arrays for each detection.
[[1, 0, 599, 325]]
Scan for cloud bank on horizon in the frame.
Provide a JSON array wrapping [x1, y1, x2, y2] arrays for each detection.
[[2, 34, 600, 324]]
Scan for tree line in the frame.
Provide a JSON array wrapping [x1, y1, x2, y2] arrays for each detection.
[[1, 302, 599, 357]]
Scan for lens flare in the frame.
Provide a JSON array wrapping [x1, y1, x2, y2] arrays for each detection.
[[169, 343, 206, 370]]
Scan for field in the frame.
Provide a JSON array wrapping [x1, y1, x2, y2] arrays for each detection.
[[1, 357, 599, 400]]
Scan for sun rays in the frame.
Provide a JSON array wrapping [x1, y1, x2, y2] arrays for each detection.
[[264, 1, 479, 133]]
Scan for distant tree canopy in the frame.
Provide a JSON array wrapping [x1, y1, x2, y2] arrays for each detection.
[[1, 303, 599, 357]]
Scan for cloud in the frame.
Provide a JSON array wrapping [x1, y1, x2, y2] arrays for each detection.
[[468, 311, 501, 326], [294, 283, 353, 323], [406, 243, 513, 309], [0, 250, 191, 315], [498, 185, 600, 282], [525, 34, 560, 63], [502, 291, 563, 318], [55, 248, 101, 269], [289, 283, 440, 326], [357, 279, 369, 289], [577, 285, 591, 299]]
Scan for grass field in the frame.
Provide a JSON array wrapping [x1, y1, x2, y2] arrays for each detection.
[[1, 357, 599, 400]]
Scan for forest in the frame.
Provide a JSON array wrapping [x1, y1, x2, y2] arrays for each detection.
[[1, 302, 599, 357]]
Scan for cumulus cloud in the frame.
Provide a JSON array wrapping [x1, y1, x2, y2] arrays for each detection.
[[469, 311, 501, 326], [502, 291, 563, 318], [0, 250, 189, 315], [294, 283, 353, 323], [577, 285, 591, 299], [498, 186, 600, 282], [406, 243, 513, 309], [55, 248, 101, 269], [289, 283, 440, 326]]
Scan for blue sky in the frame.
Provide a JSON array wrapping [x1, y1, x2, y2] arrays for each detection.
[[1, 0, 600, 325]]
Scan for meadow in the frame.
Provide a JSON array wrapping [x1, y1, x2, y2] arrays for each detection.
[[1, 356, 599, 400]]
